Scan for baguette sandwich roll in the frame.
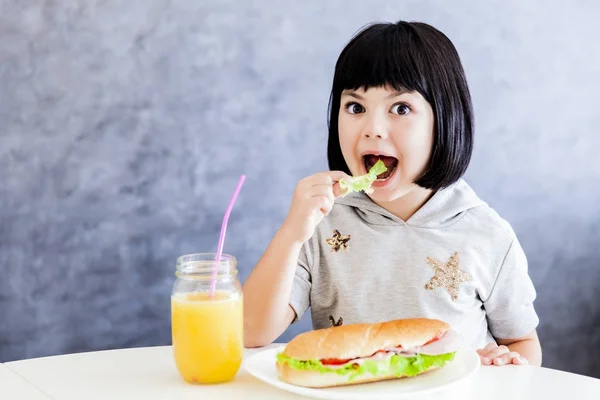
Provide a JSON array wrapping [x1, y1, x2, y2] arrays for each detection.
[[276, 318, 461, 388]]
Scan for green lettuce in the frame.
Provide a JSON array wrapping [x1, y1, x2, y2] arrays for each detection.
[[276, 351, 455, 381], [339, 160, 387, 196]]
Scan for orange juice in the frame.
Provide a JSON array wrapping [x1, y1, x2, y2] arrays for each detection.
[[171, 291, 243, 384]]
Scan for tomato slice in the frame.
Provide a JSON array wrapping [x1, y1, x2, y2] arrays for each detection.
[[320, 358, 353, 365], [321, 349, 390, 365], [423, 332, 446, 346]]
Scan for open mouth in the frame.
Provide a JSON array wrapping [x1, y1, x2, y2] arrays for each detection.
[[363, 154, 398, 180]]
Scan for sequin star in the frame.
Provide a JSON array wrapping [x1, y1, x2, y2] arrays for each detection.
[[328, 315, 343, 327], [325, 230, 351, 252], [424, 251, 472, 301]]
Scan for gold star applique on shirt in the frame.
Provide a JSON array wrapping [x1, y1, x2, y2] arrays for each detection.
[[328, 315, 343, 327], [325, 230, 351, 252], [424, 251, 473, 302]]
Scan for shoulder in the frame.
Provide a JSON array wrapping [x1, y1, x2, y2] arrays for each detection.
[[452, 180, 517, 241], [465, 203, 517, 240], [456, 188, 523, 276]]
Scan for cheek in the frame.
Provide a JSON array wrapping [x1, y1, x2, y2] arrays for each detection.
[[396, 125, 433, 173], [337, 116, 358, 168]]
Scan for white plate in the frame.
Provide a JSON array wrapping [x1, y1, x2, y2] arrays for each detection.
[[244, 346, 480, 400]]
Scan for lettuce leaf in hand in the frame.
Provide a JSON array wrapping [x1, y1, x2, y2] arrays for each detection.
[[339, 160, 387, 196]]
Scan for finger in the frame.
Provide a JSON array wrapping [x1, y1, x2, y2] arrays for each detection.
[[332, 181, 346, 199], [479, 354, 492, 366], [299, 172, 351, 198], [479, 343, 498, 357], [307, 171, 350, 187], [318, 170, 352, 183], [492, 352, 520, 366], [486, 345, 510, 360], [321, 197, 334, 215], [308, 187, 335, 212], [309, 174, 334, 187], [298, 177, 329, 194], [309, 176, 348, 200], [308, 184, 335, 200], [296, 182, 331, 200], [309, 196, 333, 216], [511, 355, 529, 365]]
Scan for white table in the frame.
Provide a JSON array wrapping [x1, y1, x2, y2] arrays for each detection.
[[0, 363, 51, 399], [4, 344, 600, 400]]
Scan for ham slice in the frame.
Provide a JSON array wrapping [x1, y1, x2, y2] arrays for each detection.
[[417, 329, 462, 355], [320, 330, 463, 369], [324, 351, 396, 369]]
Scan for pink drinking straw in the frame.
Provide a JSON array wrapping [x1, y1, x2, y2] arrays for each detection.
[[210, 174, 246, 296]]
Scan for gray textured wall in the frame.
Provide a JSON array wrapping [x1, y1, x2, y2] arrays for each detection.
[[1, 0, 599, 378]]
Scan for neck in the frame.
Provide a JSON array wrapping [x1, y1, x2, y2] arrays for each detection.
[[373, 186, 434, 222]]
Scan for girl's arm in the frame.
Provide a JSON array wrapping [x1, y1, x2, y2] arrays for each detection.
[[243, 171, 348, 348], [497, 330, 542, 366], [242, 228, 302, 348], [481, 235, 541, 366]]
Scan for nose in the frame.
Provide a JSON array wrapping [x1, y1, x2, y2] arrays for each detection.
[[363, 109, 389, 139]]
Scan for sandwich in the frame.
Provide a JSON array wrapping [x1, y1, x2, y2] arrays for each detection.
[[276, 318, 460, 388]]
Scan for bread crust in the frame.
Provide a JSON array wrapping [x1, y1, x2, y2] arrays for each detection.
[[282, 318, 449, 360]]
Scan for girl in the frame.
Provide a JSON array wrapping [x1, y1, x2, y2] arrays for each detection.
[[243, 20, 542, 367]]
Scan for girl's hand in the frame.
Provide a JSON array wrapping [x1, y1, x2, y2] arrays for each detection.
[[280, 171, 350, 245], [477, 343, 529, 366]]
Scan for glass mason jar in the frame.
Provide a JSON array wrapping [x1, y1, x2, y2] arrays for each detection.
[[171, 253, 243, 384]]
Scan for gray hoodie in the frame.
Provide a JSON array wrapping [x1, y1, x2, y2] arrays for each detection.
[[289, 179, 539, 349]]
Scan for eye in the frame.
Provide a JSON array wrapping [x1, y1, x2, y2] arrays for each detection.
[[391, 103, 411, 115], [344, 102, 365, 115]]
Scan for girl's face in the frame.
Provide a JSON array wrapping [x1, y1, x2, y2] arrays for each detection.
[[338, 86, 435, 202]]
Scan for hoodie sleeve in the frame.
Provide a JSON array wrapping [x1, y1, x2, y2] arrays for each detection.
[[288, 240, 312, 323], [483, 237, 539, 339]]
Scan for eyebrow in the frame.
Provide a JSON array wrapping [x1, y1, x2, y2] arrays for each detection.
[[342, 89, 408, 100]]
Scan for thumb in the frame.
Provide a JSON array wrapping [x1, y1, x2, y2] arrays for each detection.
[[332, 181, 347, 199], [327, 171, 351, 199]]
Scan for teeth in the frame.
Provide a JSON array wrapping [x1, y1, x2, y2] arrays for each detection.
[[376, 165, 396, 181]]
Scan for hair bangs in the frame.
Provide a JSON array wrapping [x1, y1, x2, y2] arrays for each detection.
[[333, 23, 426, 96]]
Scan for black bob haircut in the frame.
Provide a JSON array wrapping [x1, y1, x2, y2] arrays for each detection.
[[327, 21, 473, 190]]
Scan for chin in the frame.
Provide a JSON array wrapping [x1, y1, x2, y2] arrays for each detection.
[[366, 164, 416, 202], [368, 184, 415, 203]]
